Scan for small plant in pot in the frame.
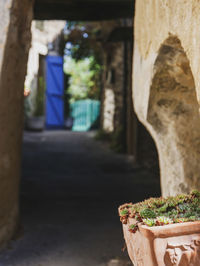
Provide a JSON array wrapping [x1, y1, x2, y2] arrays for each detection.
[[119, 191, 200, 266]]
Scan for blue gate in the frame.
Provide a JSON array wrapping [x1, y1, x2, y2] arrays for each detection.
[[46, 55, 64, 128]]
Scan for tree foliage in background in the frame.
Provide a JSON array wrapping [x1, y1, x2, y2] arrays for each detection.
[[63, 21, 103, 102], [64, 56, 101, 102]]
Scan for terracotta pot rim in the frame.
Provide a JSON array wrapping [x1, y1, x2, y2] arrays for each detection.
[[137, 220, 200, 239]]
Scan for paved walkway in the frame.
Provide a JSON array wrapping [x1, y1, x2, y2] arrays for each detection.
[[0, 131, 160, 266]]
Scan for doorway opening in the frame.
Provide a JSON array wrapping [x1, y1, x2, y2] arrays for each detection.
[[0, 3, 161, 264]]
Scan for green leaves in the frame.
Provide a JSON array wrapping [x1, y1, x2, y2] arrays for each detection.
[[191, 190, 200, 198], [119, 190, 200, 233], [140, 208, 156, 219], [143, 218, 155, 227], [155, 216, 173, 225], [128, 224, 138, 233], [64, 56, 101, 102], [157, 204, 168, 213], [120, 209, 129, 216]]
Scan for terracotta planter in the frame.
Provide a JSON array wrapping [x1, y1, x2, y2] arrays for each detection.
[[123, 218, 200, 266]]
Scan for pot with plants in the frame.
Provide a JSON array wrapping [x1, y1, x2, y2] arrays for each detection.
[[119, 190, 200, 266]]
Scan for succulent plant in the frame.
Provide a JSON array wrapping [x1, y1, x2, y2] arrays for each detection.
[[128, 224, 138, 233], [143, 218, 155, 227], [120, 209, 129, 216], [140, 208, 156, 219], [119, 190, 200, 234], [155, 216, 173, 226]]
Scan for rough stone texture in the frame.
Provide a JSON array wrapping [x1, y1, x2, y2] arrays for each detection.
[[133, 0, 200, 196], [0, 0, 33, 246], [103, 88, 115, 132], [102, 42, 124, 133], [123, 218, 200, 266]]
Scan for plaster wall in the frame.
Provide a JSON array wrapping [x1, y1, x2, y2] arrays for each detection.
[[134, 0, 200, 196], [25, 20, 65, 90], [25, 20, 65, 117]]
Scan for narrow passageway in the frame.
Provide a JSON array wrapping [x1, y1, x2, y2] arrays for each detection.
[[0, 131, 160, 266]]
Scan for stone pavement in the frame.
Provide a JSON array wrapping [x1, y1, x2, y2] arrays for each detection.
[[0, 131, 160, 266]]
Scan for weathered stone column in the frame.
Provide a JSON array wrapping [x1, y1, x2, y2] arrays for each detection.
[[133, 0, 200, 197], [0, 0, 33, 246]]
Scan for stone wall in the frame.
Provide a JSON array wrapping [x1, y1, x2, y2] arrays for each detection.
[[102, 42, 124, 133], [134, 0, 200, 196], [100, 21, 159, 171], [0, 0, 33, 246]]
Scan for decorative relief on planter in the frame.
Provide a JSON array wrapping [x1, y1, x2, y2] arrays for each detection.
[[123, 220, 200, 266], [164, 238, 200, 266]]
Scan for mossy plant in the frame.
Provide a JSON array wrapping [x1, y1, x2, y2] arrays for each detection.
[[119, 190, 200, 233]]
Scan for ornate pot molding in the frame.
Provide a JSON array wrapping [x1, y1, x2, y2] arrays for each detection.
[[123, 218, 200, 266]]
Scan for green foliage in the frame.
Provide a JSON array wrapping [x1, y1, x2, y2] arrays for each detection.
[[128, 224, 138, 233], [155, 216, 173, 225], [157, 204, 168, 213], [140, 208, 156, 219], [191, 190, 200, 197], [129, 224, 136, 229], [34, 77, 45, 117], [64, 21, 103, 64], [119, 190, 200, 233], [64, 21, 103, 103], [120, 209, 129, 216], [64, 56, 101, 102], [143, 218, 156, 227]]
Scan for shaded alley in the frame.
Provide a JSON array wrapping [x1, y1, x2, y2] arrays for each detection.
[[0, 131, 160, 265]]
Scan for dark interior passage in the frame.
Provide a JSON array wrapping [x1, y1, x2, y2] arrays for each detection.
[[0, 131, 160, 265], [34, 0, 134, 20]]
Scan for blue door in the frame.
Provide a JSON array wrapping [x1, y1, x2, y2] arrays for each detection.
[[46, 55, 64, 128]]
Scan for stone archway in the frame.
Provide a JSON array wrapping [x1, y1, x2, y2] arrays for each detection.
[[147, 35, 200, 196]]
